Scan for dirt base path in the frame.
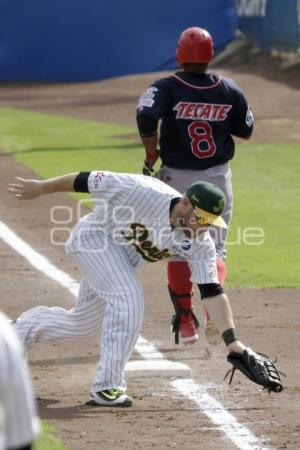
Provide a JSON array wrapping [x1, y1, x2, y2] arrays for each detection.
[[1, 57, 300, 449]]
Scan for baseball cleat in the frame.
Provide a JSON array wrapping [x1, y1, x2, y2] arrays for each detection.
[[179, 320, 199, 345], [89, 389, 133, 407], [204, 318, 222, 346]]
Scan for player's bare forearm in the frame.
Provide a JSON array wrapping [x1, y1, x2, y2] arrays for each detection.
[[203, 293, 245, 353], [8, 173, 79, 200], [202, 293, 234, 335], [141, 135, 160, 166]]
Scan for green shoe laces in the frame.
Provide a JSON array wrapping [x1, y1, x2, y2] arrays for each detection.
[[102, 388, 123, 399]]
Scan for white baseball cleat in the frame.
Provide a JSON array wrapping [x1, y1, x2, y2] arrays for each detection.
[[180, 319, 199, 345], [89, 388, 133, 407]]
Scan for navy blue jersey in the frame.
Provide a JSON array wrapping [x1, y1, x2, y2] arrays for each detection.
[[137, 71, 254, 170]]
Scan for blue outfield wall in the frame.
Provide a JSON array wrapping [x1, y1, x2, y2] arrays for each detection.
[[237, 0, 300, 51], [0, 0, 236, 82]]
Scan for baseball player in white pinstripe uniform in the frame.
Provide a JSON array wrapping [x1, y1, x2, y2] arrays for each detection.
[[8, 171, 274, 406], [0, 312, 40, 450]]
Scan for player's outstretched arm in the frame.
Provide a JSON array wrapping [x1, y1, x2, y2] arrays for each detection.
[[8, 173, 79, 199], [202, 293, 245, 354]]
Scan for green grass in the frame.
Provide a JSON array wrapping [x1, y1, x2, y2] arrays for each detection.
[[0, 106, 299, 287], [0, 107, 143, 176], [33, 421, 68, 450], [227, 141, 300, 287]]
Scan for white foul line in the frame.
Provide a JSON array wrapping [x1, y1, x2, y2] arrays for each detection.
[[171, 379, 271, 450], [0, 219, 273, 450]]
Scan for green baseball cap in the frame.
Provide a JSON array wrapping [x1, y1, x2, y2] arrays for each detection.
[[185, 181, 227, 228]]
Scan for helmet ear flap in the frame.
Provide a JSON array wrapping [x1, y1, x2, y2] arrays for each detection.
[[176, 27, 214, 65]]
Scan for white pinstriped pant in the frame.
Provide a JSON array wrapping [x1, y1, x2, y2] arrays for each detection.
[[14, 232, 144, 393]]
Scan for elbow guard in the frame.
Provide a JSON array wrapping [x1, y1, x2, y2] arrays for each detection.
[[137, 114, 158, 137], [73, 172, 91, 193], [198, 283, 224, 300]]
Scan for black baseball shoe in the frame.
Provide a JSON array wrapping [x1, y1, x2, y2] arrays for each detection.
[[88, 388, 133, 407]]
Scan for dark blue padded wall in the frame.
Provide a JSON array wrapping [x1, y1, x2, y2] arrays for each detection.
[[0, 0, 237, 81], [237, 0, 300, 51]]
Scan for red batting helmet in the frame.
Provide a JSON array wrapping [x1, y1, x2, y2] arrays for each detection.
[[176, 27, 214, 64]]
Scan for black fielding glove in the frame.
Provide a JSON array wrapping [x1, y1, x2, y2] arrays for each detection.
[[225, 347, 284, 393]]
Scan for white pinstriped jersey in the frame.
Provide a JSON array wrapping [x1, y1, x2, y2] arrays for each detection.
[[0, 313, 40, 449], [66, 171, 218, 284]]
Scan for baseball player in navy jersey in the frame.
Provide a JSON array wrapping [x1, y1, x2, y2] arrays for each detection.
[[136, 26, 254, 346], [0, 311, 40, 450], [8, 171, 283, 407]]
